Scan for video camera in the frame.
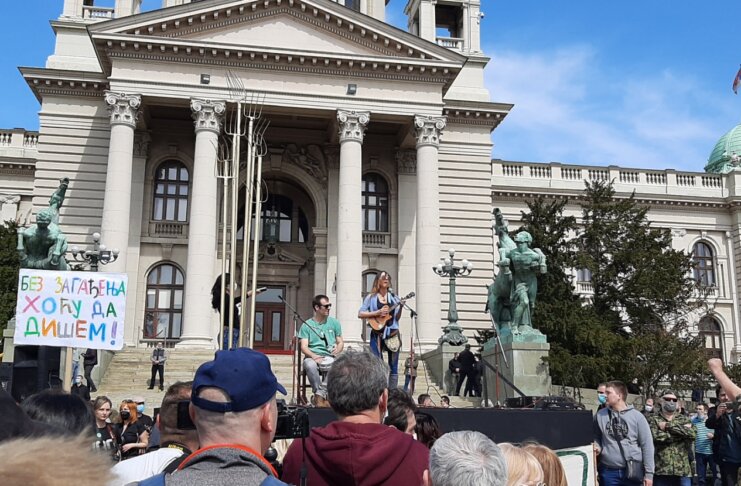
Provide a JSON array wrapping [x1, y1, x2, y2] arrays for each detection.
[[274, 399, 310, 441]]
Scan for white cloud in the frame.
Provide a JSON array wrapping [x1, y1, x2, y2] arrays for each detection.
[[485, 45, 736, 172]]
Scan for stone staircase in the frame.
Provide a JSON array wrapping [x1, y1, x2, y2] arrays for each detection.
[[96, 347, 477, 409]]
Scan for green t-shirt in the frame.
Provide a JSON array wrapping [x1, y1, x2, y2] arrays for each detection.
[[299, 317, 342, 357]]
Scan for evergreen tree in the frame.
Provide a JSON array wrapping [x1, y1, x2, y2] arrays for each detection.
[[0, 221, 20, 335], [517, 181, 710, 396]]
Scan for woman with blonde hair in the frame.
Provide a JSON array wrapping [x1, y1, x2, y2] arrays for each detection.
[[523, 442, 567, 486], [114, 400, 148, 460], [499, 442, 544, 486]]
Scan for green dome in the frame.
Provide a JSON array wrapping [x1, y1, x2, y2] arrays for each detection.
[[706, 123, 741, 173]]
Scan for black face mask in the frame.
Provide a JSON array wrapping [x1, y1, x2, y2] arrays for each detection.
[[120, 410, 131, 420]]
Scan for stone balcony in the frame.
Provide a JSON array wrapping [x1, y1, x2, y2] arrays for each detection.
[[82, 5, 115, 20], [492, 160, 727, 200], [436, 36, 464, 50], [0, 129, 38, 161]]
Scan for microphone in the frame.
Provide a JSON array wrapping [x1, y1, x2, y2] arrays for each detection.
[[278, 295, 284, 301]]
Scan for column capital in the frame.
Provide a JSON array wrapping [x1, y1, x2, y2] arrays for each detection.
[[190, 99, 226, 133], [396, 149, 417, 175], [414, 115, 446, 148], [105, 91, 141, 128], [337, 110, 370, 144]]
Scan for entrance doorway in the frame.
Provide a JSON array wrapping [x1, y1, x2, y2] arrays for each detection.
[[253, 287, 286, 352]]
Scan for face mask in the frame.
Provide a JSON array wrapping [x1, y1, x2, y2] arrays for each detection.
[[136, 404, 145, 414], [663, 401, 678, 413], [644, 405, 653, 412], [120, 410, 131, 420], [598, 394, 607, 405]]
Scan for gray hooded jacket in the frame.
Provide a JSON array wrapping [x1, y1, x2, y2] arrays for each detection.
[[594, 405, 655, 480]]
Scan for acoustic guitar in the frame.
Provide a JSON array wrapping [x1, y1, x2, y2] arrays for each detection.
[[367, 292, 415, 331]]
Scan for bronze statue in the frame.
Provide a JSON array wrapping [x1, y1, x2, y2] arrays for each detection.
[[17, 178, 70, 270], [486, 209, 547, 337]]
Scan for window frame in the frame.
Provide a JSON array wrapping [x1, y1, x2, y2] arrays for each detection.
[[362, 172, 389, 233], [152, 160, 190, 223], [144, 263, 185, 340], [692, 241, 716, 287], [698, 316, 723, 360]]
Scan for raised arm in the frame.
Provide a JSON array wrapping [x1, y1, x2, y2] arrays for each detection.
[[709, 358, 741, 399]]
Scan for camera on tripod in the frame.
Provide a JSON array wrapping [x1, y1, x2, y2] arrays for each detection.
[[274, 399, 310, 441]]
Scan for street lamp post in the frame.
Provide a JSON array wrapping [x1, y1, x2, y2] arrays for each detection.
[[64, 232, 119, 390], [434, 248, 473, 346], [70, 232, 120, 272]]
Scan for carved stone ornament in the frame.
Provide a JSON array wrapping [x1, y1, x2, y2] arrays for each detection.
[[105, 91, 141, 128], [396, 149, 417, 175], [282, 143, 327, 182], [134, 131, 151, 158], [0, 194, 21, 205], [414, 115, 447, 148], [337, 110, 370, 143], [190, 99, 226, 133]]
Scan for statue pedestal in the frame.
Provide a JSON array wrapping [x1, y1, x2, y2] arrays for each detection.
[[421, 343, 466, 395], [482, 337, 551, 404], [2, 317, 17, 363]]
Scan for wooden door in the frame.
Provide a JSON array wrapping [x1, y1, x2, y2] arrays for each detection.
[[252, 287, 286, 351]]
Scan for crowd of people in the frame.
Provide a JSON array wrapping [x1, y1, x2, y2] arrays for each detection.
[[0, 347, 570, 486], [593, 358, 741, 486]]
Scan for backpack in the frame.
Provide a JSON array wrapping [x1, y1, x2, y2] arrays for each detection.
[[138, 472, 287, 486]]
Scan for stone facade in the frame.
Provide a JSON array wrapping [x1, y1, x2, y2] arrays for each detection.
[[3, 0, 511, 352]]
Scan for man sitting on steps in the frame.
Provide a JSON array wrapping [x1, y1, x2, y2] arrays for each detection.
[[299, 294, 344, 406]]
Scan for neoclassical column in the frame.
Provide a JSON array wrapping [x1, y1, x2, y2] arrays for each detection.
[[336, 110, 369, 344], [101, 92, 141, 274], [177, 99, 225, 349], [414, 115, 446, 347]]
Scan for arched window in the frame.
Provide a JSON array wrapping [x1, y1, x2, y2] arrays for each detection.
[[144, 263, 184, 339], [699, 316, 723, 360], [248, 194, 309, 243], [153, 161, 189, 222], [362, 173, 389, 232], [693, 242, 716, 286]]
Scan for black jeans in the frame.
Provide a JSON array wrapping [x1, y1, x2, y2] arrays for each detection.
[[149, 365, 164, 389], [84, 364, 96, 391]]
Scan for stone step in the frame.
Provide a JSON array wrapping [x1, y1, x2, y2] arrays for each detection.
[[96, 348, 475, 410]]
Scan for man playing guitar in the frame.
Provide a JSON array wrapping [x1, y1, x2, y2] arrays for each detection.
[[358, 271, 409, 389]]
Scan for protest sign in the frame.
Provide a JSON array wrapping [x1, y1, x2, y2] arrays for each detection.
[[14, 269, 127, 350]]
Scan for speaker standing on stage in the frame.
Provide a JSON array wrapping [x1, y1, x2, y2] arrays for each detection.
[[358, 271, 402, 389], [455, 344, 476, 397]]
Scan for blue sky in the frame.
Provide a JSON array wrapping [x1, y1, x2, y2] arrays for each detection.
[[1, 1, 740, 172]]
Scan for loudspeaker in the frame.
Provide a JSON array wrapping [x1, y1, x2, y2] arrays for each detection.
[[11, 345, 61, 402], [505, 396, 541, 408]]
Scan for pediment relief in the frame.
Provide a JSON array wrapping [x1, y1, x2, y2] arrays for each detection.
[[89, 0, 465, 65], [178, 11, 384, 57]]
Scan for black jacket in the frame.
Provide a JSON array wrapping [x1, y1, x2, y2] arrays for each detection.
[[458, 350, 475, 372], [83, 348, 98, 367]]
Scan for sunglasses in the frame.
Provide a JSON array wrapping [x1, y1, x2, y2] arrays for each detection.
[[663, 398, 678, 402], [319, 304, 332, 309]]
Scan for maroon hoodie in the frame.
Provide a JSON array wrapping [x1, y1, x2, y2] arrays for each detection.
[[281, 421, 429, 486]]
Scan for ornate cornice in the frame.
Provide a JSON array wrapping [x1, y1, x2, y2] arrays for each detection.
[[104, 49, 452, 85], [414, 115, 446, 148], [0, 162, 35, 176], [337, 110, 369, 144], [105, 91, 141, 128], [190, 98, 226, 133], [21, 68, 109, 103], [396, 149, 416, 175]]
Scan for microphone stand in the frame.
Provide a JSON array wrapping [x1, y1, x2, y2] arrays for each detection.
[[279, 295, 313, 406], [397, 294, 419, 396]]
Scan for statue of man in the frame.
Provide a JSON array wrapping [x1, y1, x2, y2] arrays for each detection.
[[506, 231, 546, 331], [17, 178, 70, 270]]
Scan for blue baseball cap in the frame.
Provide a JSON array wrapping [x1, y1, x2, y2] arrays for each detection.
[[191, 347, 287, 413]]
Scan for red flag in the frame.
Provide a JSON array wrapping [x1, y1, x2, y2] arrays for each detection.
[[734, 65, 741, 94]]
